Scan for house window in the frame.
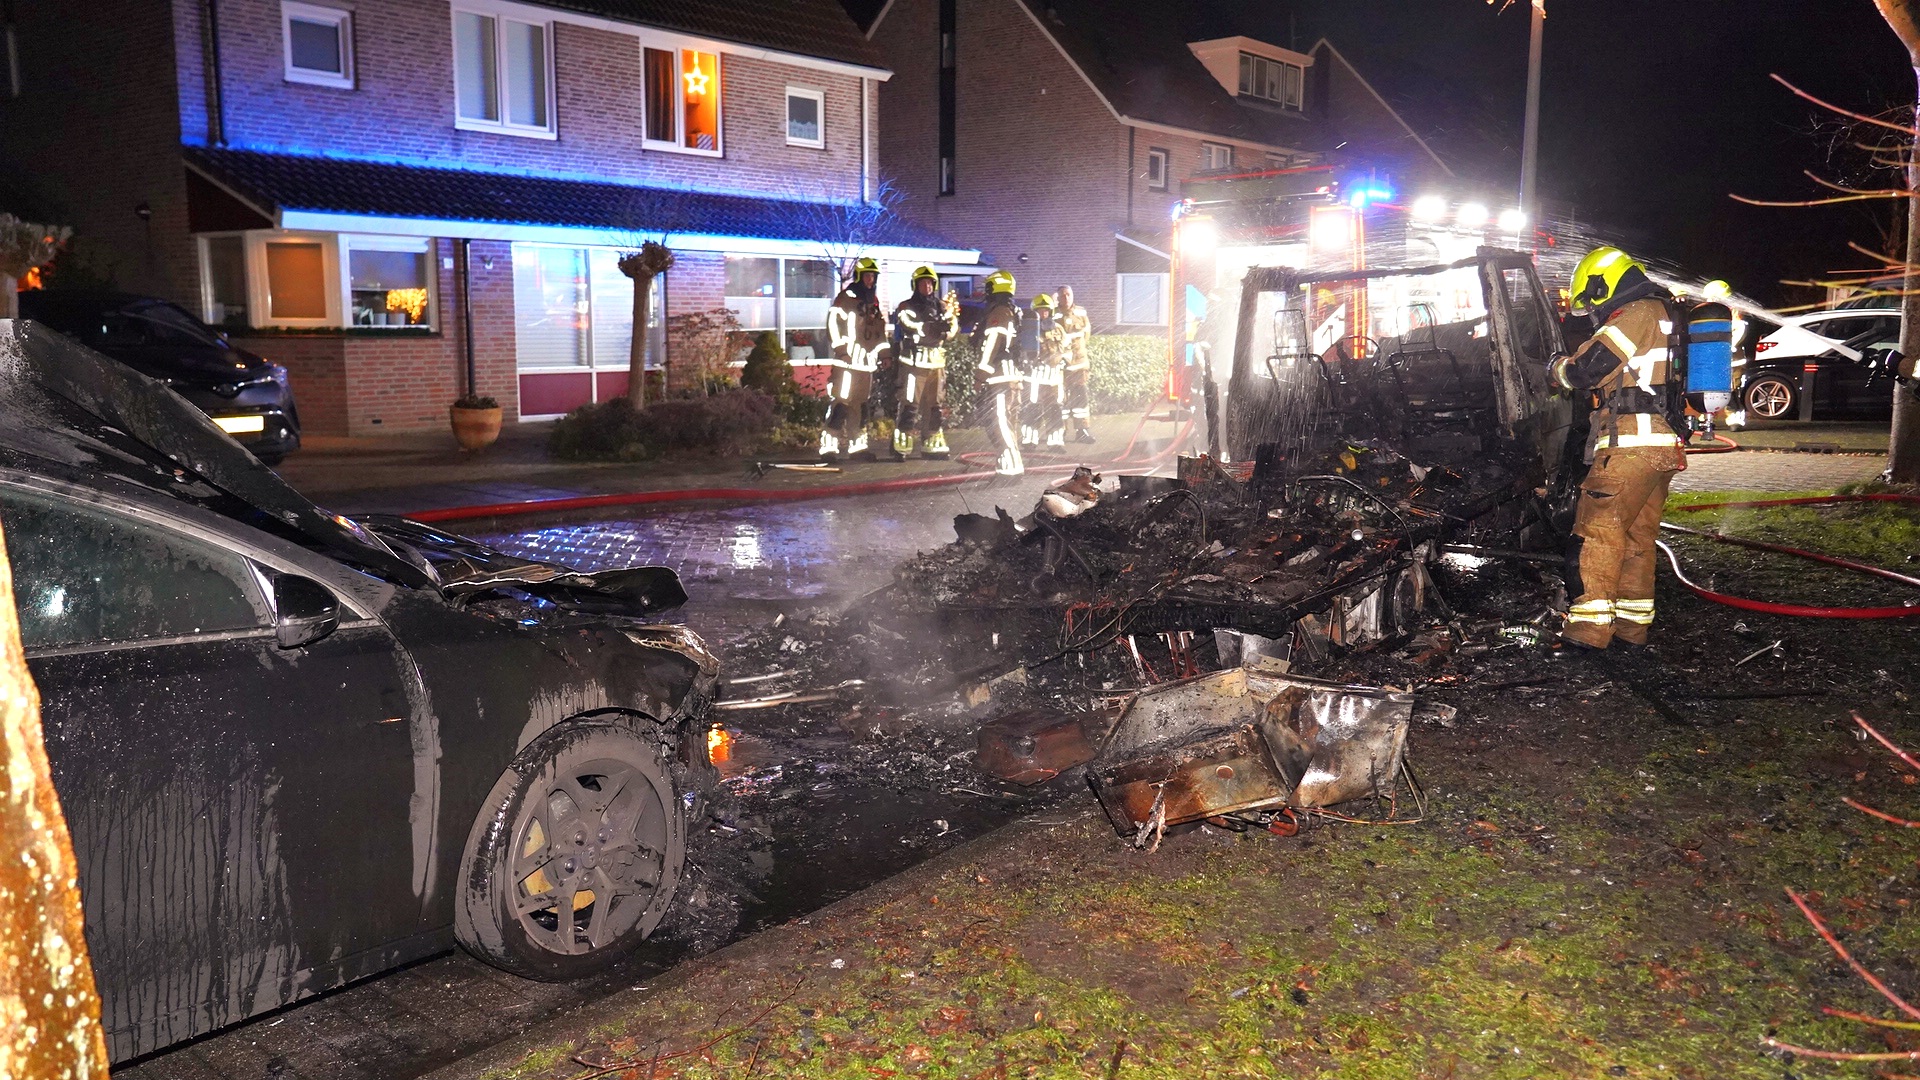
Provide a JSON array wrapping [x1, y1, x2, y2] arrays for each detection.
[[643, 47, 722, 154], [347, 240, 433, 328], [1117, 273, 1168, 326], [4, 20, 18, 98], [201, 236, 250, 328], [721, 256, 834, 360], [1239, 52, 1303, 109], [283, 3, 353, 88], [262, 239, 330, 322], [1145, 147, 1168, 191], [938, 0, 956, 195], [1201, 143, 1233, 173], [513, 245, 588, 369], [510, 243, 666, 415], [786, 87, 824, 148], [453, 7, 554, 137]]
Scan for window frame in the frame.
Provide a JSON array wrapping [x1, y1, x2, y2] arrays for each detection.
[[250, 232, 342, 328], [1238, 51, 1303, 110], [341, 234, 437, 330], [1145, 147, 1169, 191], [640, 44, 724, 157], [1201, 143, 1233, 173], [282, 2, 355, 89], [451, 1, 558, 140], [1116, 272, 1169, 327], [785, 85, 826, 149]]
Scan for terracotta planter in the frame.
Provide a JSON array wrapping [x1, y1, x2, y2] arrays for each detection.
[[449, 404, 503, 451]]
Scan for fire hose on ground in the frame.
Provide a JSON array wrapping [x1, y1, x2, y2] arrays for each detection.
[[1658, 493, 1920, 619]]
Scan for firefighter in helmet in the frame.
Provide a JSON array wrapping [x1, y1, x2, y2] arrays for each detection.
[[1055, 285, 1094, 442], [821, 256, 889, 460], [891, 266, 959, 458], [1025, 293, 1067, 449], [975, 269, 1025, 476], [1549, 246, 1684, 651]]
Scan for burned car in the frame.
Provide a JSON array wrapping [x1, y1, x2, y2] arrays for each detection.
[[0, 321, 716, 1061]]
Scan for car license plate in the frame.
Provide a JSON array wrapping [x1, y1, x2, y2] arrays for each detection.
[[214, 415, 266, 435]]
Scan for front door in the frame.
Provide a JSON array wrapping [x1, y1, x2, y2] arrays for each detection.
[[0, 483, 421, 1060]]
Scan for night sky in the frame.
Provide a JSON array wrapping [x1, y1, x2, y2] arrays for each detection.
[[1286, 0, 1915, 306]]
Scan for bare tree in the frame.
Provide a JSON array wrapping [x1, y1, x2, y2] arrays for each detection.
[[782, 177, 906, 282], [1733, 67, 1920, 483], [610, 188, 699, 406], [0, 215, 70, 319]]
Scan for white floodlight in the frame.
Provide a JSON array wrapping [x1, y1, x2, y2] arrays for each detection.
[[1412, 195, 1448, 222], [1456, 203, 1489, 229]]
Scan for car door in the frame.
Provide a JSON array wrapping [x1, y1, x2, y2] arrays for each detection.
[[1809, 315, 1890, 415], [0, 481, 425, 1060]]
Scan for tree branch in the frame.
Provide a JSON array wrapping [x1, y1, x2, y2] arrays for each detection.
[[1771, 72, 1920, 135], [1785, 887, 1920, 1021]]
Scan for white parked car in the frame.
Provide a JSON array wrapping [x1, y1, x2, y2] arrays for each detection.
[[1747, 304, 1900, 420]]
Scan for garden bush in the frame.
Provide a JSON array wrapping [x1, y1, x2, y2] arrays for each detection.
[[549, 388, 777, 461], [1086, 334, 1167, 414]]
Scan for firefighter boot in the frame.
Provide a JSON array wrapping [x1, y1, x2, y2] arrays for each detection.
[[818, 430, 841, 463], [891, 427, 914, 461], [847, 431, 872, 461], [1561, 598, 1614, 650], [1074, 421, 1095, 444], [1612, 599, 1654, 646], [922, 430, 950, 459], [997, 445, 1025, 477]]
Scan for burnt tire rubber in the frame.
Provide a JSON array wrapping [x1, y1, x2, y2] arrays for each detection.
[[455, 719, 687, 981], [1743, 374, 1798, 421]]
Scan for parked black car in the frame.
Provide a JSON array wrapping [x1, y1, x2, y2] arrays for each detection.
[[0, 321, 717, 1061], [19, 290, 303, 463]]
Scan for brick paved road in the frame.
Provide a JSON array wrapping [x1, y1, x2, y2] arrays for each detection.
[[1672, 450, 1884, 494]]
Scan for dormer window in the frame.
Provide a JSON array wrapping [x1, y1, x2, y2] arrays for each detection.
[[1239, 52, 1302, 110]]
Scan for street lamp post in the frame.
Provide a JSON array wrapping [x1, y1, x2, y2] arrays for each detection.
[[1518, 0, 1545, 221]]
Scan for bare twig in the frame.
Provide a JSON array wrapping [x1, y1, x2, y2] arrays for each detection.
[[1783, 887, 1920, 1021], [1856, 712, 1920, 774], [1823, 1006, 1920, 1031], [1770, 72, 1920, 135], [571, 977, 808, 1079], [1760, 1039, 1920, 1062], [1843, 797, 1920, 829]]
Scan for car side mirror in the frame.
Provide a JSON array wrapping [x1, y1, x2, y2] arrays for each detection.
[[274, 574, 339, 649]]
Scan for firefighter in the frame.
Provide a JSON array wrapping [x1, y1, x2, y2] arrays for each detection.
[[1025, 293, 1067, 448], [975, 270, 1025, 476], [1055, 285, 1094, 442], [1549, 246, 1685, 651], [891, 265, 959, 459], [821, 256, 889, 461]]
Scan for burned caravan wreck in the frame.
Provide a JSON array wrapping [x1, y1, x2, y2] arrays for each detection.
[[879, 249, 1578, 831]]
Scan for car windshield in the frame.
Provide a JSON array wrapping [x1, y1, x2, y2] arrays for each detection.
[[122, 302, 227, 348]]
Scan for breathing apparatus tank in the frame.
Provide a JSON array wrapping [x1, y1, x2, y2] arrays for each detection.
[[1684, 301, 1734, 414]]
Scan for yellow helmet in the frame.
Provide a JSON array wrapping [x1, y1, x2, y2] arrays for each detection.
[[1568, 246, 1644, 316], [911, 265, 939, 284], [1031, 293, 1055, 312], [986, 270, 1016, 295], [1701, 279, 1732, 301], [853, 256, 880, 277]]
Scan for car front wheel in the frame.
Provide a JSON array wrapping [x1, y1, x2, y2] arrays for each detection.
[[1744, 374, 1798, 420], [456, 718, 687, 980]]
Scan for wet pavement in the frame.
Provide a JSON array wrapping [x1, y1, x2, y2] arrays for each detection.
[[113, 448, 1887, 1080]]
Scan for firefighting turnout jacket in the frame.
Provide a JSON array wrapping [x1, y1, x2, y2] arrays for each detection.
[[828, 281, 889, 372], [1058, 304, 1091, 371], [894, 292, 957, 368], [976, 295, 1022, 384], [1550, 294, 1680, 459]]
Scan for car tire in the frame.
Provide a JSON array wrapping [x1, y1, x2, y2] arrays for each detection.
[[455, 718, 687, 981], [1744, 374, 1798, 420]]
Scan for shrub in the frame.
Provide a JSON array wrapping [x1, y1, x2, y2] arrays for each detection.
[[1087, 334, 1168, 414], [739, 331, 796, 397], [548, 388, 777, 461]]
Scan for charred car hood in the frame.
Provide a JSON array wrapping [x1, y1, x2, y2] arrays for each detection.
[[360, 515, 691, 619], [0, 320, 428, 587]]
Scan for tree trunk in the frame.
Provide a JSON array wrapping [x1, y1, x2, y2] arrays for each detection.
[[0, 516, 111, 1076], [618, 241, 675, 408], [1, 274, 16, 319], [1877, 0, 1920, 482]]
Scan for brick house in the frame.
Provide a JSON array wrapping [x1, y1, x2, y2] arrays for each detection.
[[853, 0, 1460, 332], [0, 0, 978, 435]]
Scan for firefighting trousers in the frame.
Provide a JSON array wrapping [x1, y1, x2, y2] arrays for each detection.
[[1022, 367, 1064, 447], [821, 365, 873, 454], [1565, 446, 1680, 648], [1064, 365, 1091, 422], [895, 362, 945, 438]]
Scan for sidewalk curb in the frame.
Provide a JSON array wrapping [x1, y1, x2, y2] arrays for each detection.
[[407, 467, 989, 524], [419, 805, 1095, 1080]]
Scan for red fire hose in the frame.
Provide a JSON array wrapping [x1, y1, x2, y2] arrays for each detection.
[[1684, 433, 1739, 454], [1659, 494, 1920, 619]]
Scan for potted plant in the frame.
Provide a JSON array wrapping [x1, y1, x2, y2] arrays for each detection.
[[449, 392, 502, 451]]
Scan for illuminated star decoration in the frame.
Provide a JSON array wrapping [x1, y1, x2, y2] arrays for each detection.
[[683, 58, 710, 97]]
